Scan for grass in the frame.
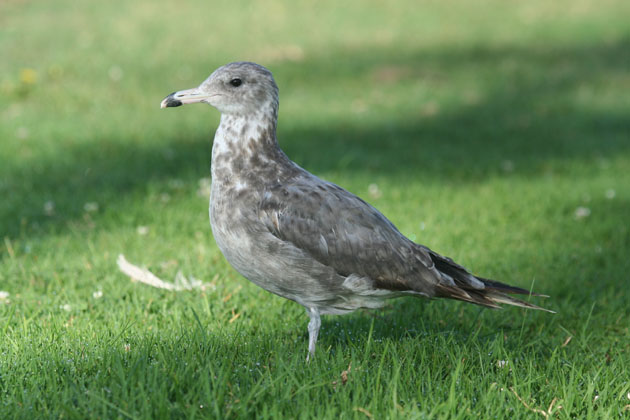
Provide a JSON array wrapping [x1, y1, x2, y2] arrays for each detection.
[[1, 0, 630, 418]]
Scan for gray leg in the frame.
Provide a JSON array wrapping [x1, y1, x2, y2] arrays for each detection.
[[306, 307, 321, 362]]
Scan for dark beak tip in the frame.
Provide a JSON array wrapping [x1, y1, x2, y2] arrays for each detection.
[[163, 93, 183, 108]]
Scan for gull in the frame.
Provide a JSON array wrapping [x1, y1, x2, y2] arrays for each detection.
[[161, 62, 551, 360]]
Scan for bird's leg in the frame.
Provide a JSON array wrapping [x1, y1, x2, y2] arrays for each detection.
[[306, 307, 321, 362]]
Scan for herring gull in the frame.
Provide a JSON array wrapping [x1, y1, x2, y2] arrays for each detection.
[[161, 62, 552, 360]]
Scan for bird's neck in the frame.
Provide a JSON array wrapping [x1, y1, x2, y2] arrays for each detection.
[[211, 106, 290, 183]]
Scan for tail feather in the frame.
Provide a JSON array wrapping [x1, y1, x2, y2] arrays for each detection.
[[484, 290, 555, 313], [435, 282, 554, 313], [476, 276, 549, 297], [435, 284, 502, 309], [428, 249, 553, 312]]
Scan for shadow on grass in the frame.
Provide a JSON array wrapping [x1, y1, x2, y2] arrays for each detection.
[[1, 39, 629, 241]]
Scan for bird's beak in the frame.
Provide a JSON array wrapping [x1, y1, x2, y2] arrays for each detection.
[[160, 87, 211, 108]]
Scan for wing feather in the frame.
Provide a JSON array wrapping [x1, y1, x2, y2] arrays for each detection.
[[257, 176, 441, 295]]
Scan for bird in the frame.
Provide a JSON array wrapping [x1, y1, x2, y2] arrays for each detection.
[[161, 61, 552, 360]]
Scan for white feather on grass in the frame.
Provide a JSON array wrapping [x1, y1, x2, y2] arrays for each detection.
[[117, 254, 210, 291]]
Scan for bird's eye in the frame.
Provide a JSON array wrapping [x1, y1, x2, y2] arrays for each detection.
[[230, 78, 242, 87]]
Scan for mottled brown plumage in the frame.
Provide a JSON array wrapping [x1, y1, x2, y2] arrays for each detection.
[[161, 62, 552, 360]]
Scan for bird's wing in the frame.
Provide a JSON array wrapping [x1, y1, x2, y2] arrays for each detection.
[[257, 176, 442, 295]]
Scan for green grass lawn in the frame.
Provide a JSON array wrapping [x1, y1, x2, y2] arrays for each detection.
[[2, 0, 630, 418]]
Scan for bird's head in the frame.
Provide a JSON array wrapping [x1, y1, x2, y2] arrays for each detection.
[[160, 62, 279, 116]]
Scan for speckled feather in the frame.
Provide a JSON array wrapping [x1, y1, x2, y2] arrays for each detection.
[[161, 62, 552, 359]]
